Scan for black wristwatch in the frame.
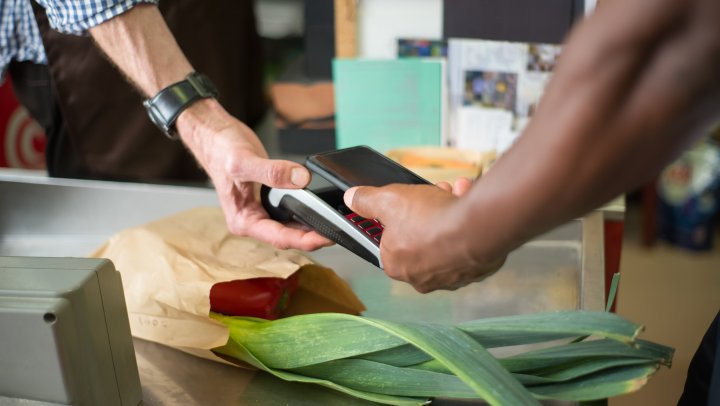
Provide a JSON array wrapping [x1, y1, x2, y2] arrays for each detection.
[[143, 72, 219, 139]]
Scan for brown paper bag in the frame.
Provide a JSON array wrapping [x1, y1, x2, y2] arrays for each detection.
[[91, 207, 365, 362]]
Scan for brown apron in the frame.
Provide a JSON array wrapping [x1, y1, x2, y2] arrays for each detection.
[[32, 0, 266, 182]]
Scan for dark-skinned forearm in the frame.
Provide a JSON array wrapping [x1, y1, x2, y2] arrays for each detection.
[[451, 0, 720, 261]]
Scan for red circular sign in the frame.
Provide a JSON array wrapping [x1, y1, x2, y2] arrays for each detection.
[[0, 78, 46, 169]]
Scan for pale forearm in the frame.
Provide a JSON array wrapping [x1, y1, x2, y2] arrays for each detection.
[[456, 0, 720, 257], [87, 4, 249, 159], [88, 4, 191, 95]]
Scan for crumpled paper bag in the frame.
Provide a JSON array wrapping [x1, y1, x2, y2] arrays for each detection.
[[91, 207, 365, 361]]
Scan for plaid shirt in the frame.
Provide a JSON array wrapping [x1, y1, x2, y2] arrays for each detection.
[[1, 0, 157, 81]]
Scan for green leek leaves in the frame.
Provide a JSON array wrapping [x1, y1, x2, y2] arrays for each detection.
[[211, 311, 672, 405]]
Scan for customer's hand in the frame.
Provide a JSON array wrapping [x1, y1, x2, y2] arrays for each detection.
[[435, 177, 474, 197], [344, 181, 505, 293], [177, 100, 332, 251]]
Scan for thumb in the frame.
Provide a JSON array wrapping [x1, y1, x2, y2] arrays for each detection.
[[229, 156, 310, 188], [344, 186, 382, 220]]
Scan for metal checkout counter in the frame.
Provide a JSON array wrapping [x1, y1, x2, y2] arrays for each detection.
[[0, 169, 605, 405]]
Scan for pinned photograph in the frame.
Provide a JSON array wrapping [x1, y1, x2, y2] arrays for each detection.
[[463, 70, 518, 112]]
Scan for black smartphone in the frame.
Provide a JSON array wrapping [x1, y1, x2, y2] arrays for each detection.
[[306, 145, 431, 190]]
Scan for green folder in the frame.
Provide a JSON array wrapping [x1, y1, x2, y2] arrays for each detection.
[[333, 59, 445, 152]]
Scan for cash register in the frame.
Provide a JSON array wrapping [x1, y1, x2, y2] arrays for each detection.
[[0, 257, 141, 405]]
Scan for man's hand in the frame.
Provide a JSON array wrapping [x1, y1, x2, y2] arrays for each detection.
[[177, 99, 332, 251], [89, 5, 331, 251], [344, 181, 506, 293]]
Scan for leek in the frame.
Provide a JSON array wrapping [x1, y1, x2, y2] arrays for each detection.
[[211, 311, 672, 405]]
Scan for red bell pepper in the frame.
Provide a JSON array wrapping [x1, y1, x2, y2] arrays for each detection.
[[209, 272, 300, 320]]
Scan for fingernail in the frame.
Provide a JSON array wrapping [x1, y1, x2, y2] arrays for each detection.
[[344, 187, 357, 208], [291, 167, 309, 186]]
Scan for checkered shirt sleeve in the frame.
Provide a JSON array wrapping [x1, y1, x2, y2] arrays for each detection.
[[35, 0, 158, 34]]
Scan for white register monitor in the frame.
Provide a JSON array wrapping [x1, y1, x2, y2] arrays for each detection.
[[0, 257, 141, 405]]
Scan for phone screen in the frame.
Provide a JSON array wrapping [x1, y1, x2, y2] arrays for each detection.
[[307, 146, 430, 190]]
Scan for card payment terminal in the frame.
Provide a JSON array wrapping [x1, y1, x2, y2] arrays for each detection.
[[261, 146, 430, 268]]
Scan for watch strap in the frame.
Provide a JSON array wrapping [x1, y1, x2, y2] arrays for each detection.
[[143, 72, 219, 139]]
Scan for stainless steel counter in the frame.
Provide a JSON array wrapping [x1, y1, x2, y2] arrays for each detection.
[[0, 169, 604, 405]]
